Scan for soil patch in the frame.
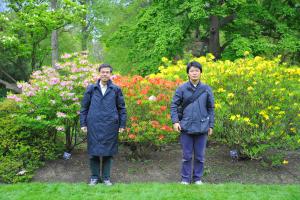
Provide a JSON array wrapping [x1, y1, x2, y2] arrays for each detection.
[[33, 143, 300, 184]]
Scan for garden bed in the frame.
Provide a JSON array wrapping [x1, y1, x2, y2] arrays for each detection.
[[33, 143, 300, 184]]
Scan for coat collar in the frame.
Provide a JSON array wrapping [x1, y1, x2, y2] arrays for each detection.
[[94, 79, 113, 89], [94, 79, 114, 96], [188, 80, 201, 87], [187, 80, 202, 91]]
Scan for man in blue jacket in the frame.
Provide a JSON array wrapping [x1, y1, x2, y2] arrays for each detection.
[[80, 64, 127, 186], [170, 61, 215, 185]]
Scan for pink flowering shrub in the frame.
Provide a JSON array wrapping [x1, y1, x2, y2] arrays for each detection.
[[5, 52, 98, 152], [5, 52, 182, 157], [0, 52, 97, 182]]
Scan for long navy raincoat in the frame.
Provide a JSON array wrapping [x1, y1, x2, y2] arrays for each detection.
[[80, 79, 127, 156]]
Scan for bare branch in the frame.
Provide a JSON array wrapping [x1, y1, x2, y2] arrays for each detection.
[[0, 68, 18, 83], [220, 13, 236, 28], [221, 38, 234, 52], [0, 79, 21, 93]]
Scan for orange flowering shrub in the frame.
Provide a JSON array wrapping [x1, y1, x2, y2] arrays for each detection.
[[113, 75, 182, 146]]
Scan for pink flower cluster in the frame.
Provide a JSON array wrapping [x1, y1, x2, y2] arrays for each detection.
[[49, 78, 60, 85], [61, 62, 76, 68], [25, 91, 36, 97], [83, 80, 89, 87], [7, 94, 22, 102], [31, 70, 43, 79], [17, 82, 39, 97], [60, 81, 73, 87], [79, 60, 88, 65], [56, 126, 65, 131], [59, 92, 78, 102], [54, 63, 63, 69], [61, 53, 72, 59], [70, 67, 90, 73], [56, 112, 67, 118], [42, 68, 58, 76]]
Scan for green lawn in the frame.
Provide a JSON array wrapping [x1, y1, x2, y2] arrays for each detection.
[[0, 183, 299, 200]]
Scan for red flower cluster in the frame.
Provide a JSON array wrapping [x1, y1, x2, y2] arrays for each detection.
[[113, 75, 181, 144]]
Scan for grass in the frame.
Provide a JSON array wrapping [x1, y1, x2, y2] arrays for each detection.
[[0, 183, 299, 200]]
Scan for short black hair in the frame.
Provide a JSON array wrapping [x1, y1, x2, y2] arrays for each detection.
[[98, 63, 113, 73], [186, 61, 202, 73]]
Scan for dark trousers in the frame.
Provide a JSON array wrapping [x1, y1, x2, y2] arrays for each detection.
[[89, 156, 113, 181], [180, 133, 207, 183]]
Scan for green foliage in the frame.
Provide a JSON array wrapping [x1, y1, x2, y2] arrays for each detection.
[[38, 28, 83, 67], [91, 0, 156, 74], [0, 88, 7, 99], [0, 0, 85, 85], [0, 100, 62, 183], [105, 1, 187, 75], [223, 1, 300, 62], [102, 0, 299, 75]]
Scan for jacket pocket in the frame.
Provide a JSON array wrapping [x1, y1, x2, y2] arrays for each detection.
[[199, 116, 210, 133], [180, 118, 190, 132]]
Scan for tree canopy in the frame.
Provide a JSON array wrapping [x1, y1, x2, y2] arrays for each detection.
[[104, 0, 300, 75], [0, 0, 299, 94]]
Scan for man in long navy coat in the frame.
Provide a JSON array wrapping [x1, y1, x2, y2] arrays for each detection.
[[80, 64, 127, 186]]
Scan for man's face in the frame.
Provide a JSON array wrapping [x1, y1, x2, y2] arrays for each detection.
[[188, 66, 201, 81], [99, 67, 112, 81]]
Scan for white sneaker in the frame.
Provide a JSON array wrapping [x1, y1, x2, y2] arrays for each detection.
[[103, 180, 113, 186], [180, 181, 190, 185], [88, 178, 98, 186], [195, 180, 203, 185]]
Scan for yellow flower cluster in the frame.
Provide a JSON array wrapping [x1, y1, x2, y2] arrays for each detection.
[[150, 53, 299, 139], [259, 110, 270, 120], [229, 115, 258, 127]]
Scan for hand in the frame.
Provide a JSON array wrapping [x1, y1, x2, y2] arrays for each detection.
[[119, 128, 125, 133], [208, 128, 213, 136], [81, 126, 87, 133], [173, 123, 181, 132]]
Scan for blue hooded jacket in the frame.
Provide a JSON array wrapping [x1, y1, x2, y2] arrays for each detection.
[[170, 81, 214, 134]]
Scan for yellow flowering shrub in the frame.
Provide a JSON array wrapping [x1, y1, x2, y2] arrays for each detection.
[[151, 54, 300, 164]]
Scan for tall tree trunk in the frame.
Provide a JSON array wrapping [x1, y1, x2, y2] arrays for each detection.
[[195, 24, 200, 39], [80, 0, 89, 51], [65, 126, 72, 152], [31, 42, 37, 71], [51, 0, 58, 67], [51, 30, 58, 67], [81, 26, 88, 51], [208, 15, 221, 59]]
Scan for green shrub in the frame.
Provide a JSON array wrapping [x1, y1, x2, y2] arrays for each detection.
[[151, 54, 300, 165], [0, 100, 62, 183]]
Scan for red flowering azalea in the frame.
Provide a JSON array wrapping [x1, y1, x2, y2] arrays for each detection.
[[128, 134, 136, 139], [161, 125, 173, 132], [136, 99, 142, 105], [150, 120, 160, 128], [160, 106, 167, 111], [130, 116, 138, 121], [158, 135, 165, 140]]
